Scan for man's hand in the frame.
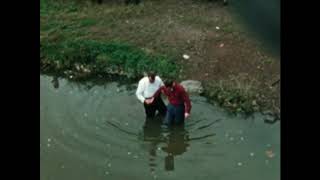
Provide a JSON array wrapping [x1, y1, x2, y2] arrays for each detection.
[[184, 113, 190, 119], [145, 97, 154, 104]]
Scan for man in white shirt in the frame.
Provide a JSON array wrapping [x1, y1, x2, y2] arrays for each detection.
[[136, 72, 167, 118]]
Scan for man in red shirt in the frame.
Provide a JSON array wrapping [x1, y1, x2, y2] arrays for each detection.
[[151, 79, 192, 125]]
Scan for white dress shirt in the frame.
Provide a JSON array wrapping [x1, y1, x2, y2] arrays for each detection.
[[136, 76, 164, 103]]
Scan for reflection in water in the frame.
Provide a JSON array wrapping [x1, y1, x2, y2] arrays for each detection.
[[51, 76, 59, 89], [143, 117, 190, 172], [162, 126, 189, 171]]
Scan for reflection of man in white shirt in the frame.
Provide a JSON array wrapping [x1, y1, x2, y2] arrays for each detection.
[[136, 72, 167, 118]]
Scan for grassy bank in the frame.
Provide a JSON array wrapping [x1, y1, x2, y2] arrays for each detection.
[[41, 39, 178, 79], [40, 0, 280, 118]]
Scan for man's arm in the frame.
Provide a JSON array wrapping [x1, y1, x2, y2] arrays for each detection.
[[180, 86, 192, 114], [152, 86, 166, 98], [136, 80, 146, 103]]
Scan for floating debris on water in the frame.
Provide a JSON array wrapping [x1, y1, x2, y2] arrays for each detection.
[[105, 171, 109, 175], [108, 163, 112, 167], [267, 144, 272, 147], [134, 155, 139, 159], [216, 26, 220, 30], [128, 152, 132, 155], [157, 147, 161, 151], [47, 138, 51, 142], [266, 150, 275, 158], [237, 162, 243, 166], [230, 137, 234, 141], [125, 123, 129, 126], [47, 143, 51, 147], [250, 152, 255, 157], [84, 113, 88, 117], [61, 165, 65, 169], [240, 137, 245, 141]]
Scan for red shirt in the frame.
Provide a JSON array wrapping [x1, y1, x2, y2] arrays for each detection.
[[154, 83, 192, 114]]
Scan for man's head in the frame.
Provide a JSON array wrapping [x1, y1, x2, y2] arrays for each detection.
[[147, 71, 156, 83], [164, 79, 175, 90]]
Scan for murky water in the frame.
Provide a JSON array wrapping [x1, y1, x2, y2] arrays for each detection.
[[40, 75, 280, 180]]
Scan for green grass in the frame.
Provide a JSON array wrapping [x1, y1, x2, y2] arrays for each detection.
[[41, 39, 178, 79], [79, 18, 98, 27]]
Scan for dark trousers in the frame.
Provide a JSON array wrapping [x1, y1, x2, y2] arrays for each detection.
[[144, 96, 167, 118], [164, 104, 185, 125]]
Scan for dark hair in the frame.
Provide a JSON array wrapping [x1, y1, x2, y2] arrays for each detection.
[[147, 71, 156, 80], [164, 79, 174, 87]]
